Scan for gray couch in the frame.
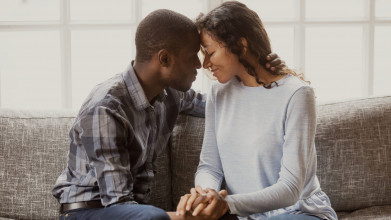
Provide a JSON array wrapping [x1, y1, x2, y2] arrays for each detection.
[[1, 96, 391, 220]]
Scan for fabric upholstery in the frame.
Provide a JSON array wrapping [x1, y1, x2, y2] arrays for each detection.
[[170, 115, 205, 207], [149, 144, 172, 211], [0, 109, 171, 220], [316, 96, 391, 212], [0, 109, 75, 219], [338, 205, 391, 219]]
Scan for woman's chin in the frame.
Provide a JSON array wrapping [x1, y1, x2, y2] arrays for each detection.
[[217, 77, 229, 84]]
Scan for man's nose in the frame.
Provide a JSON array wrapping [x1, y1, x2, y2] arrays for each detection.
[[195, 57, 202, 69]]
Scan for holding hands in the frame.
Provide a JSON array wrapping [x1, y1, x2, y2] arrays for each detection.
[[176, 186, 229, 220]]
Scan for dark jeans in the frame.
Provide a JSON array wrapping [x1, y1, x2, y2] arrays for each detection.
[[59, 204, 170, 220], [220, 213, 322, 220], [267, 214, 322, 220]]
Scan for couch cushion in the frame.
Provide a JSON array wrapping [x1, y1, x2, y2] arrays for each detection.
[[170, 115, 205, 208], [316, 96, 391, 212], [338, 205, 391, 220], [0, 109, 171, 219]]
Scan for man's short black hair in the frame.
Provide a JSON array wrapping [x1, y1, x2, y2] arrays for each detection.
[[135, 9, 198, 62]]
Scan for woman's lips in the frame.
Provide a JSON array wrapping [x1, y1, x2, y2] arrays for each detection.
[[211, 68, 219, 75]]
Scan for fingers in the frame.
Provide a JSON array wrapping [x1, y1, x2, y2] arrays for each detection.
[[218, 189, 227, 198], [192, 188, 216, 216], [185, 188, 198, 211], [268, 57, 282, 67], [271, 62, 286, 73], [268, 62, 286, 73], [176, 194, 191, 216], [192, 194, 208, 211], [266, 52, 278, 61], [201, 189, 229, 219], [194, 189, 219, 216], [192, 202, 207, 216], [195, 185, 207, 195], [266, 53, 287, 73]]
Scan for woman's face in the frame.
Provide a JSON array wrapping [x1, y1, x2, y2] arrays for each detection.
[[200, 30, 245, 84]]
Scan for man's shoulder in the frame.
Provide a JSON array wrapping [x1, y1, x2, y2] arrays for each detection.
[[79, 73, 132, 113]]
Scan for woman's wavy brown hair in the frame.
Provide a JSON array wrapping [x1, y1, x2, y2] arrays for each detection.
[[195, 1, 308, 87]]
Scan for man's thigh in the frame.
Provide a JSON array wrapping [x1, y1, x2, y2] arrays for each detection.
[[60, 204, 170, 220]]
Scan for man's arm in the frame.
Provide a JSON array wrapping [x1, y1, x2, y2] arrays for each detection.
[[177, 89, 206, 118]]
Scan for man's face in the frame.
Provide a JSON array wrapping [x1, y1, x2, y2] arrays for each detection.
[[168, 34, 202, 92]]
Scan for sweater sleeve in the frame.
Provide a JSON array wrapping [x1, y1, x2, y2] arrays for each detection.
[[224, 86, 317, 216], [195, 86, 224, 191]]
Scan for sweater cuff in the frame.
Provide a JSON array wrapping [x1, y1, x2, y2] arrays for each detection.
[[224, 195, 240, 216], [195, 172, 222, 191]]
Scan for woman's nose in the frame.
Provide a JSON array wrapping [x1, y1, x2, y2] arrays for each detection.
[[203, 54, 211, 69]]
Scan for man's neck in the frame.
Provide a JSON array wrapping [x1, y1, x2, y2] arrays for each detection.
[[133, 61, 165, 103]]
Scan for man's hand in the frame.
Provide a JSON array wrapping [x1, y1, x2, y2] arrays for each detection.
[[192, 188, 229, 219], [266, 52, 286, 73]]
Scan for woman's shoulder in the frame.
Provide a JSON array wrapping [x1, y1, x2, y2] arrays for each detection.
[[282, 75, 313, 93]]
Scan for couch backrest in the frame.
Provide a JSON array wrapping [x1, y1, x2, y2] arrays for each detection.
[[0, 109, 171, 220], [0, 109, 75, 219], [315, 96, 391, 212], [170, 115, 205, 208]]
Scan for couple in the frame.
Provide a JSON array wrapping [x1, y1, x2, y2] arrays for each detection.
[[52, 1, 337, 220]]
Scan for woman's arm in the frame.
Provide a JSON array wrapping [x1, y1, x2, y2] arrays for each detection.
[[194, 85, 225, 191]]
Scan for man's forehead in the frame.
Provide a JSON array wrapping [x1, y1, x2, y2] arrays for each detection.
[[200, 45, 208, 52]]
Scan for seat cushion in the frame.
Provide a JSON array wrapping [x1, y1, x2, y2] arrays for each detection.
[[338, 205, 391, 220]]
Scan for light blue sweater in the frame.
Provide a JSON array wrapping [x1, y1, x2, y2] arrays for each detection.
[[195, 75, 338, 220]]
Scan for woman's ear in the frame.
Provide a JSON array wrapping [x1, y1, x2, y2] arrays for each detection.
[[158, 49, 170, 67], [239, 37, 248, 55]]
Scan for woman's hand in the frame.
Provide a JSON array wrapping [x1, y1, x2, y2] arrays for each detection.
[[176, 186, 208, 216], [266, 52, 286, 73], [192, 188, 229, 219]]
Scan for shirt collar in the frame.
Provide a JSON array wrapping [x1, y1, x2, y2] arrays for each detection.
[[122, 61, 167, 111]]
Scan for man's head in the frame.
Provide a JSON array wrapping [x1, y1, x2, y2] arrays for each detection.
[[135, 9, 201, 91]]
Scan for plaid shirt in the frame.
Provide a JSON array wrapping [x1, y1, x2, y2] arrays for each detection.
[[52, 63, 205, 206]]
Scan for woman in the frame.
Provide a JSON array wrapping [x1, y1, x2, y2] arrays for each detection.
[[176, 1, 338, 220]]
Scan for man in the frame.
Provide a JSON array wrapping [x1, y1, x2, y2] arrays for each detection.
[[52, 9, 284, 220]]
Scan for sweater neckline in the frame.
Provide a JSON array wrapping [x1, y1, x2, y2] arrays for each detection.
[[237, 74, 292, 89]]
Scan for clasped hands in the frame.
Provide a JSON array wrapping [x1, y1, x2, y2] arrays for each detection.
[[176, 185, 229, 219]]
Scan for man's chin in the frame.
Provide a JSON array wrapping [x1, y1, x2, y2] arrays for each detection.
[[171, 84, 192, 92]]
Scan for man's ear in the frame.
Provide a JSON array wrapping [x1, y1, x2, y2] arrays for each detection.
[[158, 49, 171, 67], [239, 37, 248, 55]]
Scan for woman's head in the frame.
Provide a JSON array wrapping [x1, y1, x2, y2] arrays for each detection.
[[196, 1, 272, 82], [196, 1, 305, 86]]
